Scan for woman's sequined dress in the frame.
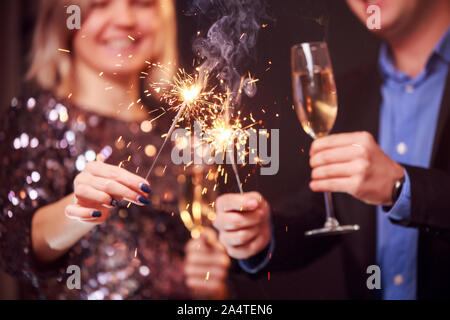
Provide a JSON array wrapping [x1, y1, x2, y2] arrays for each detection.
[[0, 94, 191, 299]]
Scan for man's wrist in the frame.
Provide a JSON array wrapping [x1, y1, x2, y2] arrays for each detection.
[[382, 169, 412, 221], [391, 175, 406, 204], [385, 164, 406, 206], [238, 222, 275, 274], [238, 237, 274, 274]]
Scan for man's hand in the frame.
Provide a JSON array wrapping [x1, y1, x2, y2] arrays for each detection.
[[184, 228, 230, 299], [309, 131, 405, 206], [213, 192, 271, 259]]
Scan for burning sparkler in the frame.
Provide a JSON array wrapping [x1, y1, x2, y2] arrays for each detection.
[[143, 62, 259, 196], [144, 69, 214, 181], [202, 75, 259, 194], [203, 115, 252, 194]]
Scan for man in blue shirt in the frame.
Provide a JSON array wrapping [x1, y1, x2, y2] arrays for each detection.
[[213, 0, 450, 299]]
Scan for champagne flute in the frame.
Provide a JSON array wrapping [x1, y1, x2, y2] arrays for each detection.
[[291, 42, 360, 236]]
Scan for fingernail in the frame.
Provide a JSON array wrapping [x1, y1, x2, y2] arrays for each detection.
[[246, 199, 258, 208], [110, 198, 119, 207], [92, 211, 102, 218], [138, 196, 150, 205], [140, 183, 151, 194]]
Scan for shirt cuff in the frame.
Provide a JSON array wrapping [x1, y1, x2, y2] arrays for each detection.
[[238, 228, 275, 274], [382, 169, 412, 222]]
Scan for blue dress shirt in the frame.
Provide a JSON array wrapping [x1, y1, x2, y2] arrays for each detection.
[[377, 28, 450, 300]]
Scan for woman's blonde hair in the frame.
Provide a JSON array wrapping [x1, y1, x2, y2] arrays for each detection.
[[27, 0, 177, 97]]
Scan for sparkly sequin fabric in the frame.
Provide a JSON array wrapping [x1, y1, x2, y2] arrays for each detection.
[[0, 93, 192, 299]]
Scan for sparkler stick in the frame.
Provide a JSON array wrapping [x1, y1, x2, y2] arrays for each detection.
[[223, 92, 244, 195], [145, 103, 187, 180], [230, 155, 244, 194], [144, 68, 208, 181]]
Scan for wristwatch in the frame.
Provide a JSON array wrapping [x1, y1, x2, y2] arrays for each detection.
[[391, 176, 405, 204]]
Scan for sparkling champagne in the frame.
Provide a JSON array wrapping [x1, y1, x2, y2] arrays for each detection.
[[292, 69, 338, 138]]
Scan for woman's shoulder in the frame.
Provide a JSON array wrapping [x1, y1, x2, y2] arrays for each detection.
[[5, 92, 69, 120], [0, 92, 78, 187], [0, 92, 75, 147], [0, 92, 78, 221], [3, 92, 61, 127]]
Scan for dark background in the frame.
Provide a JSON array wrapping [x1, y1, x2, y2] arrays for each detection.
[[0, 0, 379, 299]]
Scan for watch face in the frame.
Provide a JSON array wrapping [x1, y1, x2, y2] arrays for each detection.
[[392, 177, 405, 203]]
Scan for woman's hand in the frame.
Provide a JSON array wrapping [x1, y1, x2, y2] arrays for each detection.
[[32, 161, 151, 263], [184, 227, 230, 299], [65, 161, 152, 223]]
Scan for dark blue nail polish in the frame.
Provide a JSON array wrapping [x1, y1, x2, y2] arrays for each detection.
[[140, 183, 151, 194], [110, 198, 119, 207], [138, 196, 150, 205], [92, 211, 102, 218]]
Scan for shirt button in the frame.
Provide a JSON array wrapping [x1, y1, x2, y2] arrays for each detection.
[[394, 274, 404, 286], [396, 142, 408, 155], [405, 85, 414, 93]]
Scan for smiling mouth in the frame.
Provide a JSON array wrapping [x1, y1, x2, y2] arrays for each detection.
[[101, 37, 142, 54]]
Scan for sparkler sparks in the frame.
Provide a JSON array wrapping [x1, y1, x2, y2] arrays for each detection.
[[205, 116, 251, 154], [144, 69, 213, 181], [182, 85, 201, 104], [203, 115, 253, 194], [143, 63, 260, 196], [200, 75, 259, 194], [152, 68, 216, 121]]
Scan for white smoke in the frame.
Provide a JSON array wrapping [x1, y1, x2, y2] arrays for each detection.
[[189, 0, 269, 101]]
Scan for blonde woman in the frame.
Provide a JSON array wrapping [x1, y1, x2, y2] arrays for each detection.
[[0, 0, 229, 299]]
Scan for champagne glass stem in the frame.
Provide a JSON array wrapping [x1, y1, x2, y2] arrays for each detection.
[[323, 192, 339, 228]]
